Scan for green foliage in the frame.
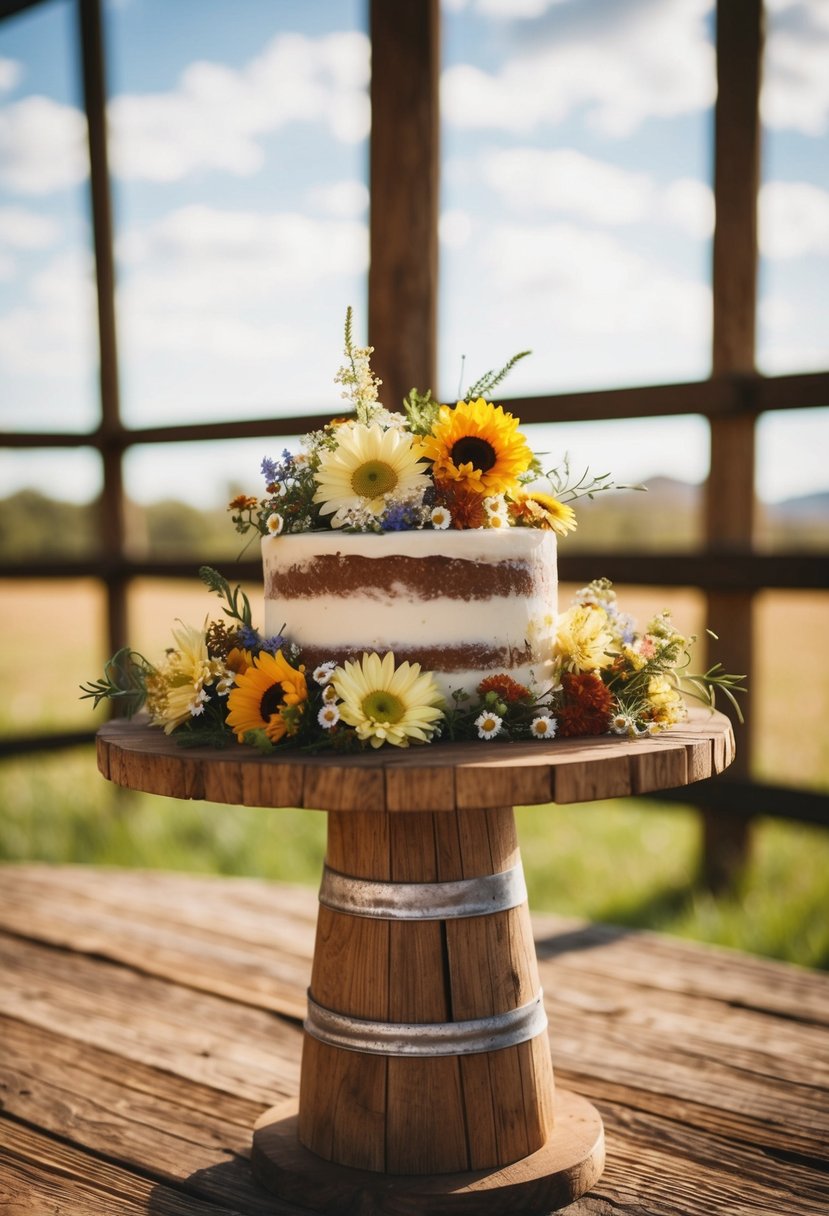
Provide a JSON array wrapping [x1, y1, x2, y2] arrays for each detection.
[[199, 565, 253, 627], [465, 350, 532, 400], [78, 647, 153, 716], [402, 387, 441, 435]]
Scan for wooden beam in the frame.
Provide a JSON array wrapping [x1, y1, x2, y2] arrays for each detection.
[[368, 0, 440, 412], [703, 0, 764, 887], [78, 0, 128, 659]]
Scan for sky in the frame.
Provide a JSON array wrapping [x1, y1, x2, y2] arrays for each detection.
[[0, 0, 827, 508]]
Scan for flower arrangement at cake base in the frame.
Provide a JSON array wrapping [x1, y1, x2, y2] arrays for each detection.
[[81, 567, 743, 752], [81, 309, 744, 750]]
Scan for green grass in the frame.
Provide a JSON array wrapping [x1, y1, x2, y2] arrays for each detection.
[[2, 748, 827, 970]]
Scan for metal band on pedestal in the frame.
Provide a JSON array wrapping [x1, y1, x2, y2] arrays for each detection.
[[304, 990, 548, 1057], [318, 862, 527, 921]]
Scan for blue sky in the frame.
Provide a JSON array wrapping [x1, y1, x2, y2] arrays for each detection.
[[0, 0, 827, 508]]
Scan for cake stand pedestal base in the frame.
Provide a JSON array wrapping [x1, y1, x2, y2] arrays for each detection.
[[251, 1088, 605, 1216]]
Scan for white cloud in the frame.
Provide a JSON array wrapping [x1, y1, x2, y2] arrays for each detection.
[[0, 56, 22, 93], [0, 248, 96, 380], [115, 206, 367, 358], [762, 1, 829, 135], [109, 31, 370, 182], [481, 148, 652, 223], [307, 179, 369, 217], [759, 181, 829, 258], [439, 209, 472, 248], [483, 220, 710, 339], [0, 206, 60, 250], [660, 177, 714, 239], [0, 95, 88, 194], [441, 0, 715, 137], [478, 147, 714, 237]]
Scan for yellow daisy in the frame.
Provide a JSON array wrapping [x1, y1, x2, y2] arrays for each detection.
[[313, 423, 429, 523], [226, 650, 307, 743], [416, 398, 532, 496], [147, 620, 223, 734], [509, 489, 577, 536], [333, 651, 444, 748], [555, 604, 615, 673]]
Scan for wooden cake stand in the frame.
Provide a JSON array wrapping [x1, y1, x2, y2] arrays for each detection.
[[97, 708, 735, 1215]]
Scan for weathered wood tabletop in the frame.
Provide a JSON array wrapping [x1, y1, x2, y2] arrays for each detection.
[[0, 862, 826, 1215]]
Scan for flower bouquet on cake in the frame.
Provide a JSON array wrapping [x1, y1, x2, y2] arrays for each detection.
[[82, 311, 744, 751]]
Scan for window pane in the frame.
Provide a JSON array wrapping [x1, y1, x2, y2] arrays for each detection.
[[0, 447, 102, 558], [755, 407, 829, 552], [106, 0, 369, 427], [439, 0, 715, 398], [524, 415, 709, 551], [0, 577, 107, 734], [0, 0, 98, 433], [758, 0, 829, 378]]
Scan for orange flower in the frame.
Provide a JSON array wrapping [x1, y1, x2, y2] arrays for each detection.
[[478, 674, 531, 703], [433, 481, 486, 529], [557, 672, 613, 737]]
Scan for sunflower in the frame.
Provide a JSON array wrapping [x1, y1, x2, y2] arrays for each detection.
[[313, 423, 429, 523], [333, 651, 444, 748], [416, 398, 532, 497], [509, 489, 577, 536], [226, 650, 307, 744]]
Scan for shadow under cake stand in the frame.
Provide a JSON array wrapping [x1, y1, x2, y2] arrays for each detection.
[[96, 708, 735, 1215]]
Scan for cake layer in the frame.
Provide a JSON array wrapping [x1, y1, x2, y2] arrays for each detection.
[[262, 529, 558, 698]]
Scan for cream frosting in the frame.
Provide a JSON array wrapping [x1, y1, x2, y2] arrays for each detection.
[[262, 529, 558, 698]]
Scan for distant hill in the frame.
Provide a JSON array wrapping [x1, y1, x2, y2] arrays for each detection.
[[0, 481, 826, 561]]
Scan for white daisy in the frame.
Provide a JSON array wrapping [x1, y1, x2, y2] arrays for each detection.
[[530, 715, 557, 739], [314, 424, 430, 524], [430, 506, 451, 530], [266, 512, 284, 536], [318, 703, 341, 729], [322, 682, 338, 703], [475, 711, 502, 740], [313, 661, 337, 686]]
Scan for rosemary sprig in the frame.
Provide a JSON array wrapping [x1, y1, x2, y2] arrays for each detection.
[[465, 349, 531, 400], [79, 647, 152, 716], [198, 565, 253, 628]]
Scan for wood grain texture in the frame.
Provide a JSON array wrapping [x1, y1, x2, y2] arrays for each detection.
[[96, 707, 735, 813], [1, 865, 827, 1214]]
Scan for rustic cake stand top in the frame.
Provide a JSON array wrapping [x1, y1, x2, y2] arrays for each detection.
[[96, 706, 734, 813]]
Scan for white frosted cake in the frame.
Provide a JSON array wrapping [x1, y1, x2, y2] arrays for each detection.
[[262, 528, 558, 699]]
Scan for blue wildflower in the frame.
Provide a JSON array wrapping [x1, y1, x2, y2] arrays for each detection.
[[382, 503, 418, 532], [261, 456, 279, 484]]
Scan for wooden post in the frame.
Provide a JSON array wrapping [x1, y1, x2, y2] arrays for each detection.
[[368, 0, 440, 411], [299, 807, 555, 1175], [79, 0, 128, 660], [703, 0, 762, 887]]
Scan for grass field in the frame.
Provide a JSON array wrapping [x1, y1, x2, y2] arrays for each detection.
[[2, 579, 828, 968]]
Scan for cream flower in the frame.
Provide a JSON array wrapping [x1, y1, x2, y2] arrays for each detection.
[[313, 424, 429, 524], [646, 675, 687, 727], [555, 605, 615, 673], [146, 620, 223, 734], [333, 651, 443, 748]]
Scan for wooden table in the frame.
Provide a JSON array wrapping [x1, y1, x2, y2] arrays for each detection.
[[1, 862, 827, 1215], [2, 710, 827, 1213]]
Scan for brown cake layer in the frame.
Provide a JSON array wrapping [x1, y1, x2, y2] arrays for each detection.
[[300, 640, 535, 674], [267, 554, 535, 600]]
